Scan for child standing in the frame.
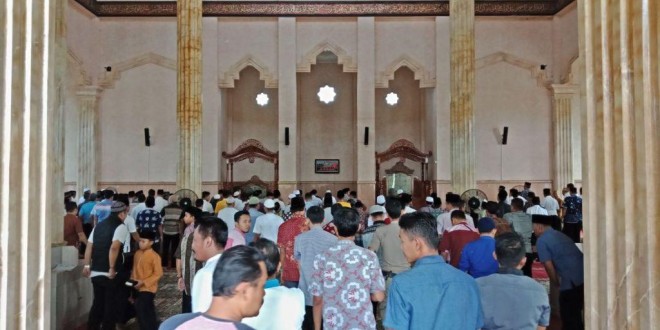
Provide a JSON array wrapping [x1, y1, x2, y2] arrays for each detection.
[[131, 231, 163, 330]]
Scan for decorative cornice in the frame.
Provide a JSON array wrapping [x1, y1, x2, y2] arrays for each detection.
[[376, 139, 431, 164], [476, 51, 551, 88], [376, 55, 435, 88], [76, 1, 575, 17], [297, 41, 356, 73], [219, 56, 278, 89], [222, 139, 278, 164], [98, 52, 176, 89]]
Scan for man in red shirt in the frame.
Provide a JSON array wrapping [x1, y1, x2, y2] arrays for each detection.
[[64, 201, 87, 248], [438, 210, 479, 267], [277, 196, 309, 288]]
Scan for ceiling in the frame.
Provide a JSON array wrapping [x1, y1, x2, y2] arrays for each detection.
[[76, 0, 575, 17]]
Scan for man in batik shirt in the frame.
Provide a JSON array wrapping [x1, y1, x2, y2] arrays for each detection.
[[309, 208, 385, 330]]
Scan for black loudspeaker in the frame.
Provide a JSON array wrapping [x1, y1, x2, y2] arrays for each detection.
[[364, 127, 369, 145], [144, 128, 151, 147], [502, 126, 509, 145], [285, 127, 290, 146]]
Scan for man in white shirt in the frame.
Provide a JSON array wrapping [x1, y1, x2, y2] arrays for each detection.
[[130, 194, 147, 220], [437, 193, 474, 236], [242, 239, 305, 330], [217, 197, 238, 231], [540, 188, 560, 216], [191, 216, 228, 313], [154, 189, 168, 213], [253, 199, 285, 243], [505, 188, 527, 205], [233, 190, 245, 211], [526, 196, 549, 216], [201, 191, 214, 214], [310, 189, 323, 207]]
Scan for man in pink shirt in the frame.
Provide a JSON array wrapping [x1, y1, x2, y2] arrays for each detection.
[[226, 211, 251, 249]]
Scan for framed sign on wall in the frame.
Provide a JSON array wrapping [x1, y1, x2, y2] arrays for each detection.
[[315, 159, 340, 174]]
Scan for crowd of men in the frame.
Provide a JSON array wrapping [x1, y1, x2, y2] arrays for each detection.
[[64, 182, 584, 330]]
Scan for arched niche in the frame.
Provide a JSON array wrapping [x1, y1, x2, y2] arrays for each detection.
[[223, 65, 279, 184]]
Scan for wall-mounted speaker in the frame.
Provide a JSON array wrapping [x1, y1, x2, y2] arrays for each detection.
[[144, 128, 151, 147], [364, 127, 369, 145], [502, 126, 509, 145], [285, 127, 290, 146]]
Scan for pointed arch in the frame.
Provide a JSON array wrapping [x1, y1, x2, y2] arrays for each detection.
[[476, 51, 551, 88], [297, 41, 357, 73], [376, 55, 435, 88], [218, 56, 277, 89], [98, 52, 176, 89]]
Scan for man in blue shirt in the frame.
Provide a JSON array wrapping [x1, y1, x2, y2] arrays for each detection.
[[476, 232, 550, 329], [534, 215, 584, 330], [384, 212, 483, 330], [561, 186, 583, 243], [459, 217, 499, 278]]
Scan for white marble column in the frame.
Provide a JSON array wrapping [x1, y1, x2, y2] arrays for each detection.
[[356, 17, 376, 205], [277, 17, 298, 194], [550, 84, 578, 190], [76, 87, 102, 196], [0, 0, 64, 327], [579, 0, 659, 328], [449, 0, 476, 193], [176, 0, 203, 195]]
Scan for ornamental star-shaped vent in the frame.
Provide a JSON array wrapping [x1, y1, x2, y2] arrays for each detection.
[[386, 92, 399, 106], [256, 93, 269, 106], [317, 85, 336, 104]]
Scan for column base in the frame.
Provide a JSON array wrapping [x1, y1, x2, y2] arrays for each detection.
[[50, 246, 92, 330]]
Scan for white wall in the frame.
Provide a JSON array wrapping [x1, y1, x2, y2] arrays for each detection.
[[64, 5, 579, 192]]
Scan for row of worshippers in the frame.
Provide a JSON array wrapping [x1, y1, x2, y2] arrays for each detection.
[[157, 198, 584, 330], [73, 184, 583, 329]]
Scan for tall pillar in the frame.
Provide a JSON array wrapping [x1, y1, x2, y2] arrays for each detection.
[[550, 84, 578, 190], [0, 0, 63, 327], [449, 0, 476, 193], [176, 0, 203, 195], [579, 0, 659, 328], [76, 87, 102, 196], [277, 17, 298, 194], [356, 17, 376, 205]]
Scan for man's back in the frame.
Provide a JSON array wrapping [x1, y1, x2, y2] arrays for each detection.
[[246, 208, 264, 242], [160, 313, 255, 330], [242, 285, 305, 330], [136, 208, 162, 233], [253, 213, 284, 242], [437, 210, 474, 235], [503, 211, 533, 253], [540, 196, 559, 216], [384, 255, 483, 330], [369, 222, 410, 273], [218, 207, 237, 231], [537, 228, 584, 291], [309, 240, 385, 330], [293, 227, 337, 306], [79, 201, 97, 224], [477, 272, 550, 329], [439, 223, 479, 267], [277, 215, 308, 283]]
